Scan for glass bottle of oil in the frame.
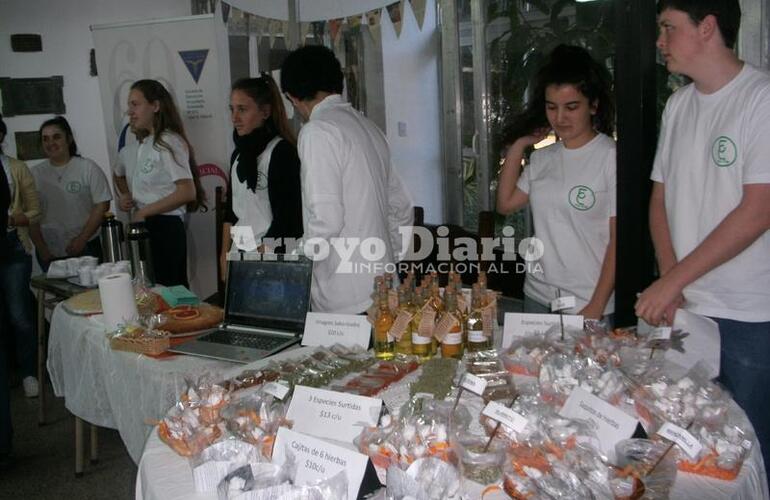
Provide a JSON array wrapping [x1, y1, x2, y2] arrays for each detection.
[[477, 271, 488, 305], [429, 284, 443, 355], [410, 286, 432, 361], [373, 295, 395, 360], [440, 291, 464, 359], [466, 284, 491, 351], [394, 287, 414, 355]]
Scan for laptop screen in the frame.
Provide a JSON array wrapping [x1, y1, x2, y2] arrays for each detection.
[[224, 257, 313, 331]]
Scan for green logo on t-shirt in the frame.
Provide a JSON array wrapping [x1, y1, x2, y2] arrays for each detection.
[[140, 158, 155, 174], [569, 185, 595, 211], [711, 136, 737, 167], [66, 181, 82, 194]]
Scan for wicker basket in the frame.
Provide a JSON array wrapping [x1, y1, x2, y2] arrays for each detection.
[[109, 330, 171, 356]]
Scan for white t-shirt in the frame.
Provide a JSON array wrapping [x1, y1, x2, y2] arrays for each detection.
[[114, 132, 192, 217], [298, 94, 413, 314], [651, 64, 770, 322], [32, 156, 112, 256], [517, 133, 616, 315]]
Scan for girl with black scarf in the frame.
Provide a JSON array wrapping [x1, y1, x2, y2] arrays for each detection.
[[220, 74, 303, 277]]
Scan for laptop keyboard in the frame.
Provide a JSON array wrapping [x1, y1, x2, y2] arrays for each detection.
[[199, 330, 290, 351]]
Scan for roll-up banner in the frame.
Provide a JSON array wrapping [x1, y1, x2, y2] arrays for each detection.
[[92, 14, 231, 298]]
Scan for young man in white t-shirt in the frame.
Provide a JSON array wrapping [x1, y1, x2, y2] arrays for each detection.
[[636, 0, 770, 474]]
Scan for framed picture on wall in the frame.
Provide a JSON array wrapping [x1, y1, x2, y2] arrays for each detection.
[[0, 76, 65, 116]]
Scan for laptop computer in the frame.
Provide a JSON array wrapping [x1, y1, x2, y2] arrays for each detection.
[[170, 256, 313, 363]]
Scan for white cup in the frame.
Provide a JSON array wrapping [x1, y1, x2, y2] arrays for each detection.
[[78, 267, 94, 287], [115, 260, 131, 274], [65, 258, 80, 276], [80, 256, 99, 268]]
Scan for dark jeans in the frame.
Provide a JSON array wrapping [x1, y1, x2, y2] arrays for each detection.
[[0, 231, 37, 454], [36, 236, 103, 272], [713, 317, 770, 479], [0, 231, 36, 378], [144, 215, 188, 288]]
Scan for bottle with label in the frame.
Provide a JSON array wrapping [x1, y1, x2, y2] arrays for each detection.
[[373, 295, 395, 360], [411, 287, 433, 361], [440, 291, 464, 359], [466, 284, 491, 351], [429, 284, 443, 354], [394, 287, 415, 355]]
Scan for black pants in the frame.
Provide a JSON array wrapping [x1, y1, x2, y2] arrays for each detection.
[[144, 215, 189, 288]]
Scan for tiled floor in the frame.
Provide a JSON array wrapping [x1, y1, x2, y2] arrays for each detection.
[[0, 381, 136, 500]]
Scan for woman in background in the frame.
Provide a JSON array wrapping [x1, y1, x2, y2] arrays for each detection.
[[114, 79, 206, 287], [496, 45, 616, 324], [220, 73, 302, 277], [29, 116, 111, 270], [0, 114, 41, 399]]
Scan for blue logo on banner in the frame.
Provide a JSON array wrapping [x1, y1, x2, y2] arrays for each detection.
[[178, 49, 209, 84]]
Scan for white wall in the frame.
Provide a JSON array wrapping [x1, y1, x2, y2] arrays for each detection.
[[380, 0, 443, 223], [0, 0, 190, 170], [1, 0, 445, 226]]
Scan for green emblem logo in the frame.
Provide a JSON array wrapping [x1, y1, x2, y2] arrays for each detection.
[[140, 158, 155, 174], [711, 136, 737, 167], [568, 185, 595, 211], [66, 181, 82, 194]]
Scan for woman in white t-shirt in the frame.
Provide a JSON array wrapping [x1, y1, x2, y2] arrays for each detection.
[[114, 79, 207, 287], [496, 45, 617, 322], [29, 116, 111, 270]]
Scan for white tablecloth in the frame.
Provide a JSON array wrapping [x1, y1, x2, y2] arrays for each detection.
[[135, 350, 770, 500], [46, 304, 236, 462]]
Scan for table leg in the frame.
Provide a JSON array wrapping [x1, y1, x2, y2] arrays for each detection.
[[90, 425, 98, 464], [36, 288, 46, 426], [75, 416, 84, 477]]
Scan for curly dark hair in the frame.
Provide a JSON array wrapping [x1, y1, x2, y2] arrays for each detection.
[[503, 44, 615, 146]]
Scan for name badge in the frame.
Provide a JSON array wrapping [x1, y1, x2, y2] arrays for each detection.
[[502, 313, 584, 348], [286, 386, 382, 443], [559, 388, 639, 460], [272, 427, 371, 500], [302, 312, 371, 349]]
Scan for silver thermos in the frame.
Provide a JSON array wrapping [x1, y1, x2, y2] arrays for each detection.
[[100, 213, 124, 263], [127, 222, 155, 285]]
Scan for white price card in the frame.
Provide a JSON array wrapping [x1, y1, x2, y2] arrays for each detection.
[[302, 312, 371, 349], [286, 386, 382, 443], [262, 381, 290, 400], [559, 388, 639, 461], [657, 422, 703, 460], [649, 326, 672, 341], [272, 427, 370, 500], [550, 295, 576, 312], [502, 313, 584, 348], [481, 401, 528, 434], [460, 373, 488, 396]]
